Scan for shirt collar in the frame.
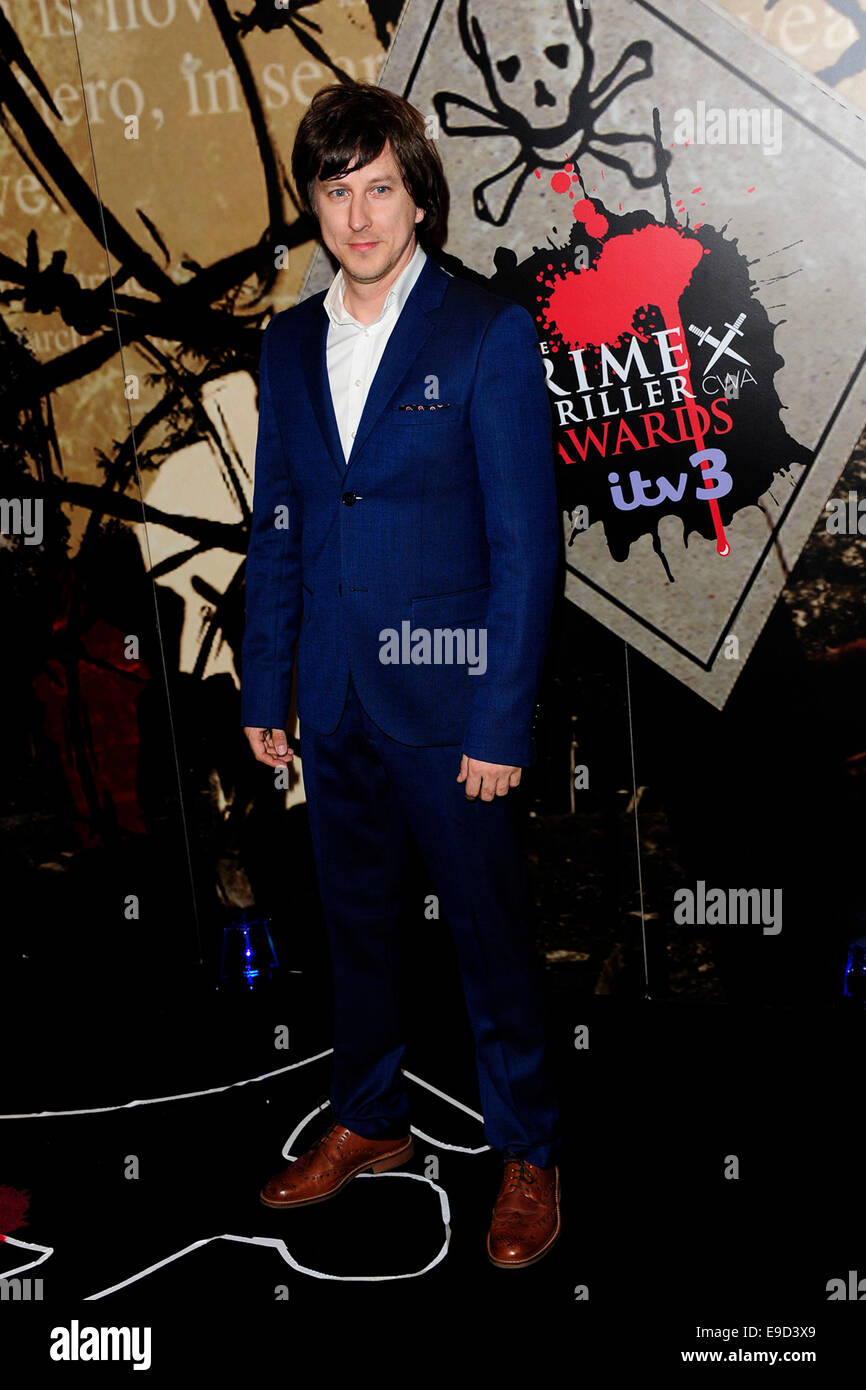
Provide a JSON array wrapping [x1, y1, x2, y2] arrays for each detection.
[[323, 240, 427, 329]]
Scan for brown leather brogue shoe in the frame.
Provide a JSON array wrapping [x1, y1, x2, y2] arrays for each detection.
[[259, 1122, 414, 1209], [486, 1154, 561, 1268]]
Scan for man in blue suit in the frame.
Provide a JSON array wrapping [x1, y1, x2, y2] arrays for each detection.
[[241, 82, 562, 1267]]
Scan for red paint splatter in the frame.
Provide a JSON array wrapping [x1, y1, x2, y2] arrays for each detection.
[[543, 224, 700, 346], [551, 171, 572, 194], [0, 1185, 30, 1235], [542, 223, 729, 554], [573, 198, 609, 238], [746, 187, 756, 193]]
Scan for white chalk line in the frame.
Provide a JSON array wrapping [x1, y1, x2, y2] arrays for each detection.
[[0, 1235, 54, 1282], [85, 1173, 452, 1297], [0, 1055, 486, 1129], [0, 1048, 336, 1119], [3, 1053, 492, 1292], [86, 1105, 458, 1295], [401, 1068, 484, 1123], [283, 1097, 488, 1159]]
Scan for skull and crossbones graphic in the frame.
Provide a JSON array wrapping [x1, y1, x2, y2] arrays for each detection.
[[432, 0, 671, 225]]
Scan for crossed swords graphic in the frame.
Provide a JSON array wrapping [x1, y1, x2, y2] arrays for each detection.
[[688, 313, 750, 374]]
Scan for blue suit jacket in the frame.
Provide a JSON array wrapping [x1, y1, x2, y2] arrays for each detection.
[[239, 251, 559, 767]]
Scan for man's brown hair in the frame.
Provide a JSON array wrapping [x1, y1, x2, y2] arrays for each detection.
[[292, 82, 448, 247]]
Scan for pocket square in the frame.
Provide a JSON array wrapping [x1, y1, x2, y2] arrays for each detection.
[[396, 402, 453, 411]]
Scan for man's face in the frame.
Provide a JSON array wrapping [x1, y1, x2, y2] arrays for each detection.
[[313, 139, 424, 286]]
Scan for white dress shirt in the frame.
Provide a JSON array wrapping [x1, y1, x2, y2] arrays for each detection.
[[323, 240, 427, 463]]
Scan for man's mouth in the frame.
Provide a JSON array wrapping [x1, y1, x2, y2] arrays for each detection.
[[348, 241, 378, 250]]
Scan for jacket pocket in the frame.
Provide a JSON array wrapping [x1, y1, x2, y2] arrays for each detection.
[[410, 581, 490, 628], [390, 403, 465, 424]]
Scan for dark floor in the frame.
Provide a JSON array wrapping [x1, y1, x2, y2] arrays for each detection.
[[1, 900, 865, 1371]]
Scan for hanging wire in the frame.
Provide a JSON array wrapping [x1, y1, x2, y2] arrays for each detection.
[[623, 640, 651, 997]]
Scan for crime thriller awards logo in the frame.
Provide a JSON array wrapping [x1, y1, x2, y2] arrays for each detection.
[[509, 148, 811, 581]]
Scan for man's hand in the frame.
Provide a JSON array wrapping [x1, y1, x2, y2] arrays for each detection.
[[244, 726, 292, 769], [457, 754, 521, 801]]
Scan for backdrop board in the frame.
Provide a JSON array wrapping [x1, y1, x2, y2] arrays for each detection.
[[302, 0, 866, 707]]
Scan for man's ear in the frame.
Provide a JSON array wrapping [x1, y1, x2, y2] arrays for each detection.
[[414, 206, 425, 224]]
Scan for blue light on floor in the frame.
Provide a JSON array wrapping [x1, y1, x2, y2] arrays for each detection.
[[842, 935, 866, 1005], [219, 915, 279, 991]]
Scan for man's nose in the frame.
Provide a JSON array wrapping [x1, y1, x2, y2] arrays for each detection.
[[348, 197, 372, 230]]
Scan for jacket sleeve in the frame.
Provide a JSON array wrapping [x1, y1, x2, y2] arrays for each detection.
[[239, 317, 303, 730], [460, 301, 559, 767]]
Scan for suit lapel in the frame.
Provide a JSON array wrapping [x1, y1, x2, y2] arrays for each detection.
[[301, 254, 450, 480], [343, 296, 435, 475], [301, 306, 346, 480]]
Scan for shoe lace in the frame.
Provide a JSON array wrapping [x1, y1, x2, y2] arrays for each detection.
[[501, 1154, 536, 1198], [291, 1121, 347, 1172]]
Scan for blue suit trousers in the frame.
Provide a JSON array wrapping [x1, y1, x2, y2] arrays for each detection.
[[300, 672, 562, 1168]]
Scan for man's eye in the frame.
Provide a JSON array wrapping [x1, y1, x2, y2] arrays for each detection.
[[373, 185, 390, 193]]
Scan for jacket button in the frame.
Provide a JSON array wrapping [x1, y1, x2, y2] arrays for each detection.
[[342, 491, 357, 506]]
